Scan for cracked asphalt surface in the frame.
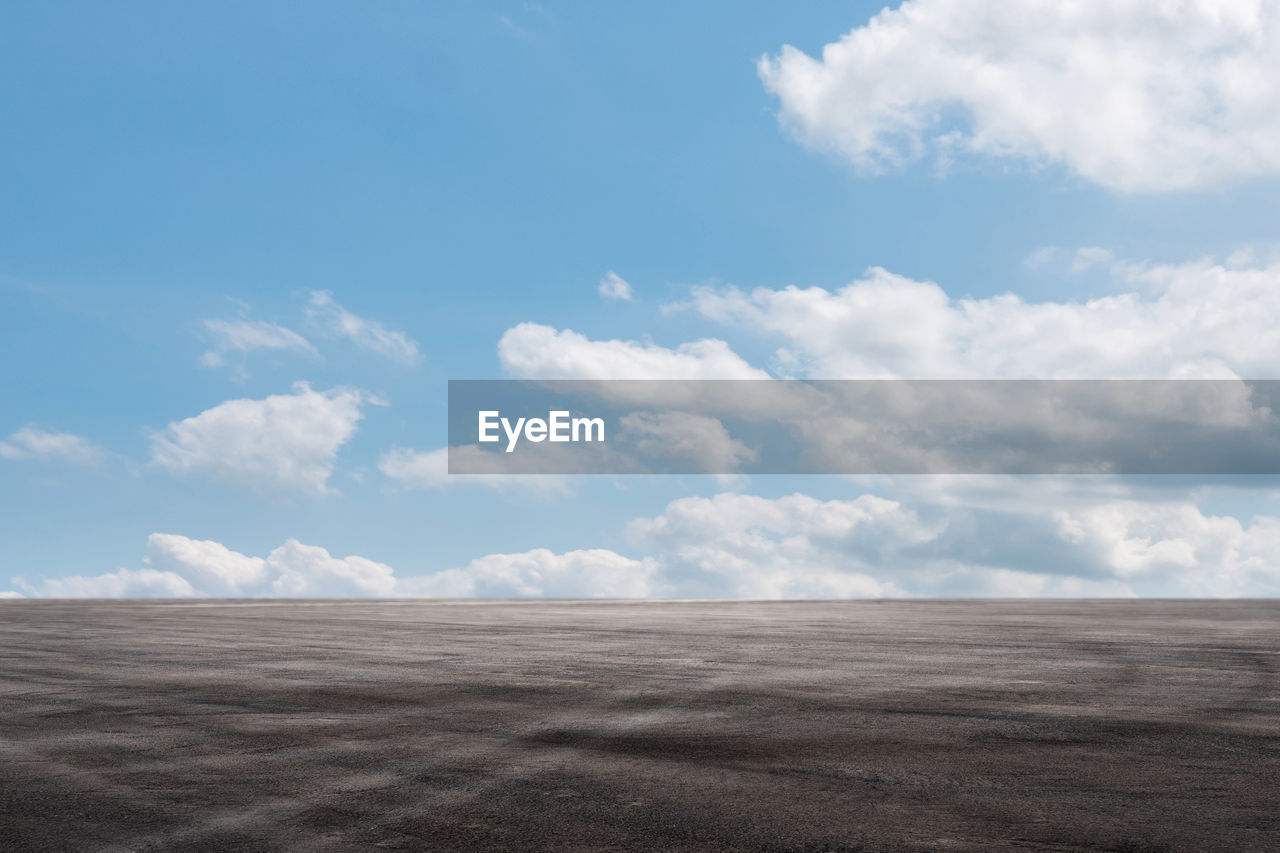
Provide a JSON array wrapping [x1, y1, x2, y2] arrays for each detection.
[[1, 599, 1277, 851]]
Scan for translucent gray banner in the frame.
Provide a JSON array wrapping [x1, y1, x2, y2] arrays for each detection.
[[447, 380, 1280, 475]]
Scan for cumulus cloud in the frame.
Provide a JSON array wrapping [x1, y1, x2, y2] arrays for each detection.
[[506, 251, 1280, 386], [258, 538, 398, 597], [378, 446, 460, 489], [498, 322, 768, 379], [1053, 500, 1280, 597], [306, 291, 421, 365], [0, 426, 103, 464], [199, 319, 316, 369], [34, 568, 198, 598], [19, 533, 398, 598], [759, 0, 1280, 192], [682, 256, 1280, 379], [401, 549, 659, 598], [626, 487, 1280, 598], [854, 475, 1280, 596], [17, 534, 643, 600], [597, 270, 634, 302], [627, 493, 921, 598], [15, 484, 1280, 598], [145, 532, 269, 595], [149, 382, 374, 494]]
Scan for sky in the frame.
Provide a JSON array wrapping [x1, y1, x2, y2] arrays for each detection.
[[4, 0, 1280, 599]]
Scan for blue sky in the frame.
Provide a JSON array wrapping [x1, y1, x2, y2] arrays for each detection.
[[5, 1, 1280, 598]]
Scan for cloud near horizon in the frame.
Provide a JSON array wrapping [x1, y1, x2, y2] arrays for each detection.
[[11, 533, 397, 598], [8, 486, 1279, 599]]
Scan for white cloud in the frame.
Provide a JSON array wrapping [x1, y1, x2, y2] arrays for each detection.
[[501, 248, 1280, 387], [145, 532, 269, 595], [378, 446, 572, 494], [35, 568, 198, 598], [378, 446, 458, 489], [866, 475, 1280, 596], [759, 0, 1280, 192], [401, 548, 659, 598], [623, 487, 1280, 598], [149, 382, 374, 494], [497, 322, 768, 379], [0, 426, 102, 464], [682, 256, 1280, 378], [20, 533, 398, 598], [18, 534, 642, 599], [199, 319, 315, 369], [15, 485, 1280, 598], [597, 270, 634, 302], [306, 291, 421, 365], [261, 538, 398, 597], [1053, 501, 1280, 597], [627, 492, 920, 598]]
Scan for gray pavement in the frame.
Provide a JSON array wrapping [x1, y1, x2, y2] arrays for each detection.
[[1, 599, 1277, 851]]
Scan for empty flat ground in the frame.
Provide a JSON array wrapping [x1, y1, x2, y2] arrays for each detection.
[[1, 600, 1277, 852]]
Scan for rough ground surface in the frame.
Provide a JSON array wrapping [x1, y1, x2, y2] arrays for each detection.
[[1, 600, 1277, 852]]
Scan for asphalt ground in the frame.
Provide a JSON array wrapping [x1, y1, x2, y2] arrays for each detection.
[[1, 599, 1277, 851]]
